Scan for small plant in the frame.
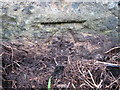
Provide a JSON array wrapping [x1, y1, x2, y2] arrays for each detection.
[[47, 76, 52, 90]]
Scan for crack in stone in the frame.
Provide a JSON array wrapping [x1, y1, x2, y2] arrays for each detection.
[[40, 20, 86, 25]]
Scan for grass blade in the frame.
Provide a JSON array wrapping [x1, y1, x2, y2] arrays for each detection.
[[48, 76, 52, 90]]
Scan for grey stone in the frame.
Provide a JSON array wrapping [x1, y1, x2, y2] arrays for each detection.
[[1, 1, 119, 47]]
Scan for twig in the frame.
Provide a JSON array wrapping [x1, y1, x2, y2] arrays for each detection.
[[72, 83, 76, 90], [79, 83, 86, 88], [13, 61, 21, 67], [106, 77, 120, 88], [54, 58, 58, 65], [88, 70, 98, 88], [98, 79, 103, 88], [68, 56, 71, 65], [65, 82, 70, 90], [95, 61, 120, 67], [84, 79, 94, 88], [104, 46, 120, 54], [77, 61, 94, 88], [0, 52, 4, 56], [11, 48, 14, 71]]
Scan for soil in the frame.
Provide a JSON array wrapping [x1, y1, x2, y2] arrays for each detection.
[[1, 32, 120, 89]]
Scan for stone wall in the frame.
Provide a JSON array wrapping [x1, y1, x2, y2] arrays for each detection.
[[1, 1, 119, 46]]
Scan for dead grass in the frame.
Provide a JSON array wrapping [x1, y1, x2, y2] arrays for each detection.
[[1, 36, 120, 89]]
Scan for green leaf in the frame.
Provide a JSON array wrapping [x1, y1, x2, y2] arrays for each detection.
[[47, 76, 52, 90]]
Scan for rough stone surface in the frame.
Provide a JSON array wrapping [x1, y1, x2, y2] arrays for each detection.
[[1, 1, 119, 46]]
